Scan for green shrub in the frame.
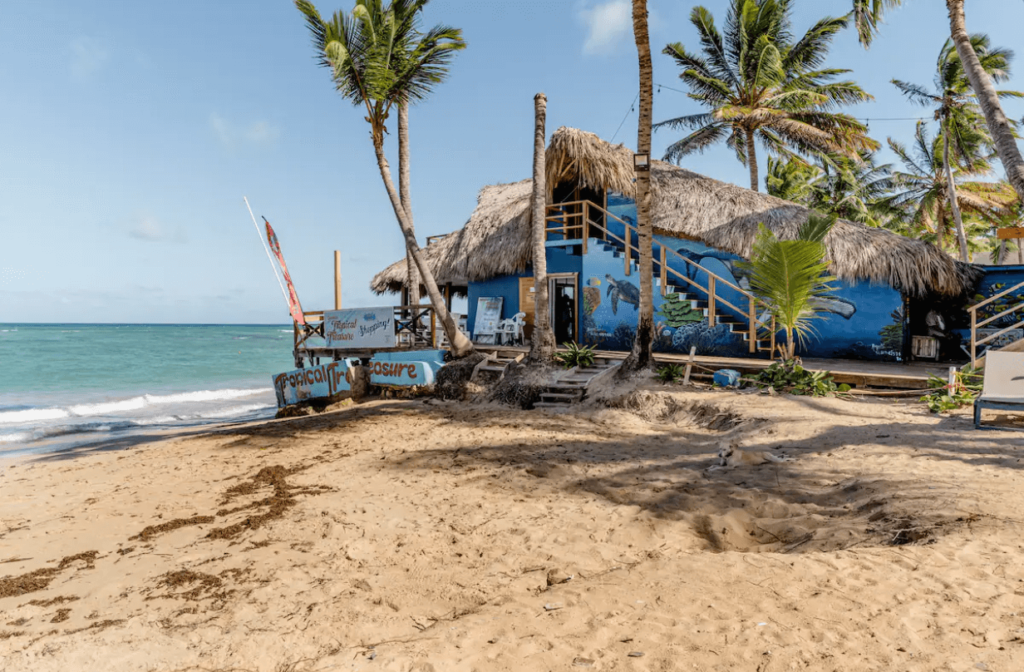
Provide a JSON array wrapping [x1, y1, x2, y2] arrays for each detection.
[[554, 342, 596, 369], [750, 359, 837, 397], [657, 363, 686, 383], [921, 366, 982, 413]]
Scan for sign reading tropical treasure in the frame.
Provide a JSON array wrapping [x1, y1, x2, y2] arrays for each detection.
[[272, 358, 361, 407], [324, 307, 396, 349]]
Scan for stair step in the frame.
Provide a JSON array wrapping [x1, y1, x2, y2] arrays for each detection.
[[477, 365, 507, 373], [540, 392, 583, 401], [533, 401, 573, 409]]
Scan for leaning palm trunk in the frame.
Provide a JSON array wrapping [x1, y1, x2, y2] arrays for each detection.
[[371, 138, 473, 357], [528, 93, 555, 362], [621, 0, 655, 374], [942, 129, 970, 262], [398, 104, 420, 308], [947, 0, 1024, 203]]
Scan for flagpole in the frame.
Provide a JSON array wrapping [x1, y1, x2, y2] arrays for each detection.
[[243, 196, 290, 308]]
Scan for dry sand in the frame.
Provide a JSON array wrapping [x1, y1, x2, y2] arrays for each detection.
[[2, 384, 1024, 671]]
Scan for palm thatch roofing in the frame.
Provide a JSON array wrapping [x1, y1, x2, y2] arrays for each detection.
[[372, 127, 982, 298]]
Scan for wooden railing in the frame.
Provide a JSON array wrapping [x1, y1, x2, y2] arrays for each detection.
[[546, 200, 776, 355], [969, 278, 1024, 367]]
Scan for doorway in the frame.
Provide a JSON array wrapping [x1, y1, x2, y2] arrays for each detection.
[[550, 276, 577, 345]]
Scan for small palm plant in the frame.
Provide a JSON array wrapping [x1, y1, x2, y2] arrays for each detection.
[[740, 214, 837, 359]]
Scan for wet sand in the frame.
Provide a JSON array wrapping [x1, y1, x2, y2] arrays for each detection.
[[2, 386, 1024, 671]]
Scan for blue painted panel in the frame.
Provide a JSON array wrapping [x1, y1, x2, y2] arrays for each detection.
[[950, 265, 1024, 354], [801, 282, 904, 361], [367, 354, 442, 386], [464, 246, 582, 339], [272, 358, 360, 408]]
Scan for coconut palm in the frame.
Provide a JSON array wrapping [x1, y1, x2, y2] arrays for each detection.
[[946, 1, 1024, 205], [528, 93, 555, 362], [295, 0, 472, 356], [851, 0, 903, 47], [656, 0, 878, 192], [620, 0, 655, 374], [886, 122, 1017, 256], [741, 214, 837, 359], [768, 153, 896, 227], [892, 34, 1020, 261]]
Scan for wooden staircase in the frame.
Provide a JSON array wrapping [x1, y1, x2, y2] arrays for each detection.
[[593, 239, 774, 353], [533, 356, 619, 409]]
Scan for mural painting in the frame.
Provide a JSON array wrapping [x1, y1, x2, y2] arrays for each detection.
[[588, 192, 906, 361], [947, 265, 1024, 359]]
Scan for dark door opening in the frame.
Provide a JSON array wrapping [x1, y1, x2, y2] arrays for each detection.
[[551, 278, 576, 344]]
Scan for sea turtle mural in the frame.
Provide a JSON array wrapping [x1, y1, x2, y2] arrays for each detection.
[[605, 274, 640, 315]]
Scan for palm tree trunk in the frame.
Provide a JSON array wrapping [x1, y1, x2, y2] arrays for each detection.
[[372, 135, 473, 357], [398, 104, 420, 309], [942, 128, 970, 262], [528, 93, 555, 362], [620, 0, 654, 374], [947, 0, 1024, 203], [745, 128, 760, 192], [996, 238, 1007, 265]]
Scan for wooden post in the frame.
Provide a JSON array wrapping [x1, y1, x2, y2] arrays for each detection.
[[708, 276, 716, 326], [1019, 237, 1023, 264], [660, 246, 667, 296], [624, 224, 631, 276], [748, 296, 756, 354], [430, 307, 437, 349], [333, 250, 342, 310], [683, 346, 696, 385], [970, 308, 977, 368], [582, 201, 588, 255]]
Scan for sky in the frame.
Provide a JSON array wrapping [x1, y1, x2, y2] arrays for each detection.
[[2, 0, 1023, 324]]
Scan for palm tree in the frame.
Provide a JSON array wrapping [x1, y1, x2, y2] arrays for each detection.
[[528, 93, 555, 362], [741, 215, 837, 359], [295, 0, 472, 356], [851, 0, 903, 47], [892, 34, 1020, 261], [620, 0, 655, 374], [886, 122, 1017, 256], [946, 0, 1024, 204], [398, 104, 418, 309], [768, 153, 895, 227], [656, 0, 878, 192]]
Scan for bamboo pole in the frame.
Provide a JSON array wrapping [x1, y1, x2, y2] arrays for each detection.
[[708, 276, 716, 326], [334, 250, 342, 310], [748, 296, 756, 354], [970, 308, 977, 368]]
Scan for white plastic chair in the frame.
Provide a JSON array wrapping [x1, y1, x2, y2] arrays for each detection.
[[510, 312, 527, 345]]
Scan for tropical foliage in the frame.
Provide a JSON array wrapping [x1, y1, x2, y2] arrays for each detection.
[[555, 342, 596, 370], [885, 122, 1017, 258], [749, 359, 843, 396], [740, 213, 837, 359], [656, 0, 877, 191], [891, 34, 1021, 260], [921, 366, 982, 413], [657, 363, 687, 384]]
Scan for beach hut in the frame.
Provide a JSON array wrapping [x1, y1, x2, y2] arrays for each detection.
[[373, 127, 989, 362]]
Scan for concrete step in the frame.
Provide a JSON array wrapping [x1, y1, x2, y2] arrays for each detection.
[[540, 392, 583, 401], [533, 401, 573, 410]]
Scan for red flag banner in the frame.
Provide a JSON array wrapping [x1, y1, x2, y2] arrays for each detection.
[[264, 218, 306, 326]]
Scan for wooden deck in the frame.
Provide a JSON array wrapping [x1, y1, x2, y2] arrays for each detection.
[[480, 345, 951, 390]]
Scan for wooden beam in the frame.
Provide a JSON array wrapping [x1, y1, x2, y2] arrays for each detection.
[[334, 250, 342, 310]]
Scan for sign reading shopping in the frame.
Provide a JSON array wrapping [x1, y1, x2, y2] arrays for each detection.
[[324, 307, 396, 349]]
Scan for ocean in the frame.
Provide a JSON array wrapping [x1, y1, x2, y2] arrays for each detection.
[[0, 324, 298, 459]]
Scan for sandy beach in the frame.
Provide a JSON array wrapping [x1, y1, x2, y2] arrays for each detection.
[[3, 385, 1024, 671]]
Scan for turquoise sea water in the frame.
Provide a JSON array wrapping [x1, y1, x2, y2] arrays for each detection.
[[0, 324, 297, 458]]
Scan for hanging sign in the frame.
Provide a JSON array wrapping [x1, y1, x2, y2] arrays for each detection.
[[997, 227, 1024, 240], [323, 307, 396, 349]]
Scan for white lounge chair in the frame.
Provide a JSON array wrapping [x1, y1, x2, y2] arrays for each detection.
[[974, 350, 1024, 431]]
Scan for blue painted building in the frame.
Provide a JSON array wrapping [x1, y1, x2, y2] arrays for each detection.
[[372, 127, 990, 363]]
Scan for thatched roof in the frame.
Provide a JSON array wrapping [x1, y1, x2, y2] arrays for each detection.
[[372, 126, 982, 298], [370, 229, 468, 296]]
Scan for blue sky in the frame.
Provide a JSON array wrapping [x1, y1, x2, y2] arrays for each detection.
[[2, 0, 1023, 324]]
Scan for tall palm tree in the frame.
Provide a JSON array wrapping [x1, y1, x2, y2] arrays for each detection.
[[886, 122, 1016, 255], [528, 93, 555, 362], [398, 104, 418, 309], [295, 0, 472, 356], [851, 0, 903, 47], [620, 0, 655, 374], [946, 0, 1024, 204], [892, 34, 1020, 261], [656, 0, 878, 192]]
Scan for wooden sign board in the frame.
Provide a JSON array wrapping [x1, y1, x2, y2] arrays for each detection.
[[997, 227, 1024, 240]]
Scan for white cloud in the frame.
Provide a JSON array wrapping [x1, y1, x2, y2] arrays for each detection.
[[210, 113, 281, 148], [70, 37, 108, 80], [128, 216, 187, 243], [579, 1, 631, 55]]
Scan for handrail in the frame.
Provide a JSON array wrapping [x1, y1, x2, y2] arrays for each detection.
[[546, 199, 775, 353], [968, 279, 1024, 367]]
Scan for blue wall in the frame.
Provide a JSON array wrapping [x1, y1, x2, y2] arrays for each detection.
[[466, 246, 581, 339], [949, 265, 1024, 355], [589, 193, 905, 361]]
